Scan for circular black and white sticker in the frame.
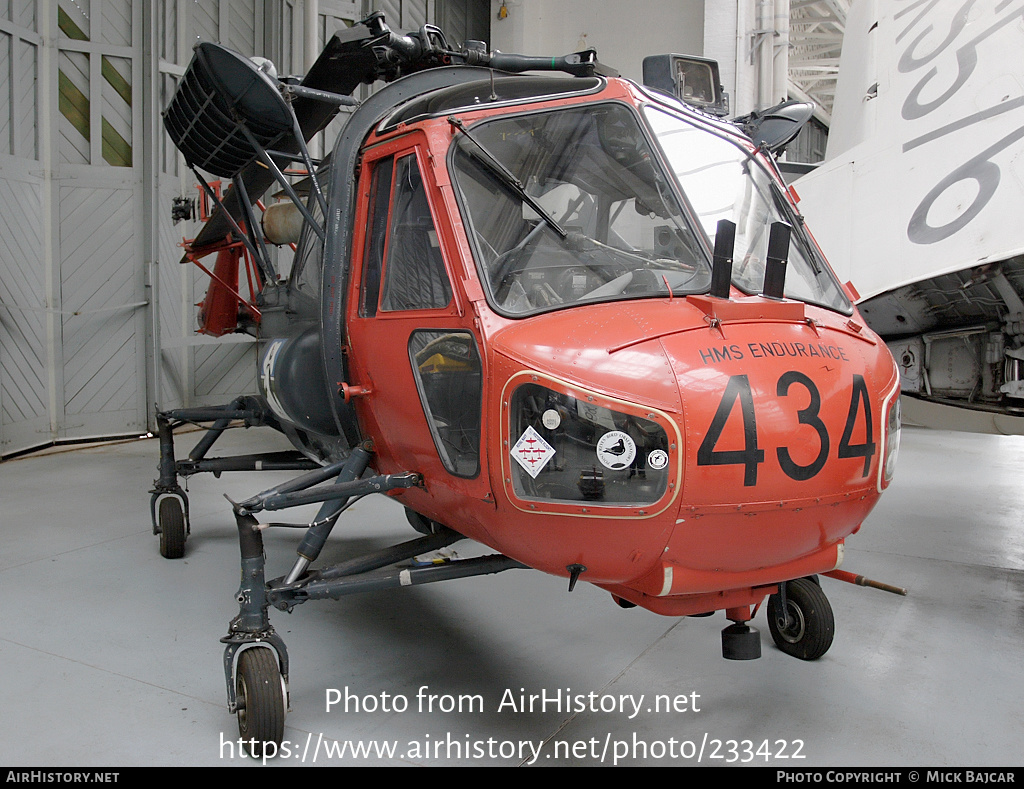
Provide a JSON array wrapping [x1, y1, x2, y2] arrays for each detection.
[[542, 409, 561, 430], [647, 449, 668, 470], [596, 430, 636, 470]]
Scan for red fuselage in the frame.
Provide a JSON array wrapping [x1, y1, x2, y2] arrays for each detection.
[[342, 78, 899, 617]]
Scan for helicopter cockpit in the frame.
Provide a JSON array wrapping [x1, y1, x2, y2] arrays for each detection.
[[446, 94, 853, 320]]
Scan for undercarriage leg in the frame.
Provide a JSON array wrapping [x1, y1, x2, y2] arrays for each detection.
[[150, 412, 190, 559], [148, 398, 317, 559], [187, 396, 245, 463], [221, 507, 289, 756], [283, 445, 373, 583]]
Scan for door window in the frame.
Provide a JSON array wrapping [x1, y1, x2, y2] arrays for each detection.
[[409, 330, 482, 478], [360, 153, 452, 315], [359, 157, 394, 317]]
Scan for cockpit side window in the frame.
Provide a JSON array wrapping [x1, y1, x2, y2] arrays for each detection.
[[409, 330, 482, 478], [359, 157, 394, 318], [289, 176, 328, 300], [379, 154, 453, 312]]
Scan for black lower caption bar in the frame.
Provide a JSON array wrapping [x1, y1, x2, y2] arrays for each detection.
[[3, 766, 1020, 776]]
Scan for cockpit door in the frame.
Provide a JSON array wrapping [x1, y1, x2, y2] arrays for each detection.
[[346, 141, 489, 499]]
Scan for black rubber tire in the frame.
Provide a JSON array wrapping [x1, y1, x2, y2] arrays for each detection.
[[767, 577, 834, 660], [158, 496, 186, 559], [236, 648, 285, 758]]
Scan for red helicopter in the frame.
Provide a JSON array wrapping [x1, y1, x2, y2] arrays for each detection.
[[152, 12, 904, 756]]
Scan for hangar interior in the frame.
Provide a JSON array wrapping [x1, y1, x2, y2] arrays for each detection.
[[1, 0, 1022, 767]]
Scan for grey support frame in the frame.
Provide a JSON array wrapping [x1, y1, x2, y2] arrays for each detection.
[[216, 443, 526, 754], [149, 397, 321, 559]]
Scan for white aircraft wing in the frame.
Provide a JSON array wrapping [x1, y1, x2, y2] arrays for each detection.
[[796, 0, 1024, 432]]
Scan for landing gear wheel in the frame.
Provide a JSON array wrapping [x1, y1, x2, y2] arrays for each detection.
[[158, 496, 186, 559], [767, 578, 834, 660], [235, 648, 285, 759]]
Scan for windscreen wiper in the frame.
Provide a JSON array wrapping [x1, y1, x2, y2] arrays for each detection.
[[448, 116, 567, 239]]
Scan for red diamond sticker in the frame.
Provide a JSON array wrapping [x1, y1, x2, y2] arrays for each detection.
[[510, 426, 556, 479]]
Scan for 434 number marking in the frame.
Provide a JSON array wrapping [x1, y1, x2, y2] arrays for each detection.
[[697, 373, 876, 486]]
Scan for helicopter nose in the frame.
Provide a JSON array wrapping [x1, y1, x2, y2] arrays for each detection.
[[641, 317, 901, 589], [662, 325, 881, 503], [488, 299, 897, 586]]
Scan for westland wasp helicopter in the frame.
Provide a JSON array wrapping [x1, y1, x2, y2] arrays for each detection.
[[152, 12, 904, 754]]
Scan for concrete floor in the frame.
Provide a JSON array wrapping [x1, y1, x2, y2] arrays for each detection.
[[0, 423, 1022, 766]]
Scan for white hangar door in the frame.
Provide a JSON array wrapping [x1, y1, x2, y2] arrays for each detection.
[[0, 2, 45, 456], [54, 0, 147, 443], [155, 1, 439, 414], [0, 1, 452, 456], [0, 0, 148, 456], [0, 0, 268, 456]]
